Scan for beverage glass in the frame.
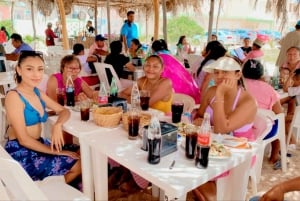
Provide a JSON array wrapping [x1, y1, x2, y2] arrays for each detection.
[[128, 110, 140, 140], [56, 88, 65, 106], [140, 90, 150, 111], [171, 101, 184, 123], [80, 100, 90, 121], [195, 145, 210, 168], [195, 125, 212, 169], [185, 126, 197, 159]]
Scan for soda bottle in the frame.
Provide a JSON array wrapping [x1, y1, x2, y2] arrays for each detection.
[[147, 115, 162, 164], [110, 77, 118, 98], [195, 112, 211, 168], [131, 81, 140, 110], [98, 82, 108, 104], [65, 75, 75, 106]]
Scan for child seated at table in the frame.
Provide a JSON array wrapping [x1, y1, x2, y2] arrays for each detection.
[[242, 59, 283, 167]]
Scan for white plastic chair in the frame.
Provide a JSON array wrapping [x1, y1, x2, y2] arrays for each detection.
[[0, 157, 49, 201], [287, 105, 300, 145], [248, 111, 273, 194], [0, 93, 7, 146], [217, 111, 274, 198], [255, 109, 287, 179], [94, 62, 123, 92], [173, 93, 195, 113], [0, 145, 90, 201]]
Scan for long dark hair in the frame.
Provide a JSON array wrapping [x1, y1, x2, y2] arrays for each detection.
[[196, 41, 226, 76], [151, 39, 169, 52], [176, 35, 185, 46], [131, 38, 142, 51]]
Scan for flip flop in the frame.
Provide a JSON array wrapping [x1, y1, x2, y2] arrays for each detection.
[[279, 151, 292, 157], [273, 159, 282, 170]]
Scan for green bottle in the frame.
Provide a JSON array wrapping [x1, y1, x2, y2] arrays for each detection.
[[110, 77, 118, 97]]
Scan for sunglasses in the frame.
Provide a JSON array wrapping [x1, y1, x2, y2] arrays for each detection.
[[19, 50, 44, 59]]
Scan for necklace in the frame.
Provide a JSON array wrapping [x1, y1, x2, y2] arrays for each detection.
[[143, 78, 161, 91]]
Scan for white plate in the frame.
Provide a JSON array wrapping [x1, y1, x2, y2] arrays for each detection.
[[209, 154, 231, 160]]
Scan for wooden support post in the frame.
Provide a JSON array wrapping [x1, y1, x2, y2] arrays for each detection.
[[56, 0, 69, 50]]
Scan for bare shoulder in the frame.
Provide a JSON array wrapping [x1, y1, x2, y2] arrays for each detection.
[[137, 76, 146, 87], [47, 74, 57, 83], [203, 86, 217, 101], [159, 77, 172, 87], [5, 90, 22, 106], [241, 90, 256, 104]]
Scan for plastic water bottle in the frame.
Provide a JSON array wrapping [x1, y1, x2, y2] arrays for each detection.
[[98, 82, 108, 104], [131, 81, 140, 110], [65, 75, 75, 106], [147, 115, 162, 164]]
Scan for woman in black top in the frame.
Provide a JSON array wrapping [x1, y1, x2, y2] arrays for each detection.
[[104, 41, 135, 83]]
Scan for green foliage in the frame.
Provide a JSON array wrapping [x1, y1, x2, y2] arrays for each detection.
[[167, 16, 204, 44], [22, 35, 43, 44], [0, 20, 14, 37]]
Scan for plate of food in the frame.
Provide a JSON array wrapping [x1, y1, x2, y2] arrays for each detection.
[[209, 141, 231, 159], [222, 136, 251, 149]]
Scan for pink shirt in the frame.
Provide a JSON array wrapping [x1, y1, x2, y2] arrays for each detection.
[[245, 78, 279, 110], [243, 49, 264, 62]]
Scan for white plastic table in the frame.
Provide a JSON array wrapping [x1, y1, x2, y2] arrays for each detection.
[[80, 129, 253, 201]]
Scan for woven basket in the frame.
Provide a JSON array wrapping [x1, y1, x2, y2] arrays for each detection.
[[92, 107, 122, 127], [122, 112, 152, 130]]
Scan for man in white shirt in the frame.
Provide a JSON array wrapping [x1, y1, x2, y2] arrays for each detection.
[[88, 34, 109, 61]]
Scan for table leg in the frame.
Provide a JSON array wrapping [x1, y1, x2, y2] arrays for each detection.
[[224, 151, 252, 200], [79, 137, 94, 200], [92, 147, 108, 200], [159, 189, 186, 201]]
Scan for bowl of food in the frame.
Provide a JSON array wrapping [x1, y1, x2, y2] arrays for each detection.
[[92, 106, 123, 127]]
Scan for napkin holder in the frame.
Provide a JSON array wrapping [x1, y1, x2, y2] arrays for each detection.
[[142, 121, 178, 157]]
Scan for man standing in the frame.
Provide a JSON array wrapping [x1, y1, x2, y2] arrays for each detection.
[[120, 11, 139, 53], [276, 20, 300, 67], [5, 33, 33, 61]]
